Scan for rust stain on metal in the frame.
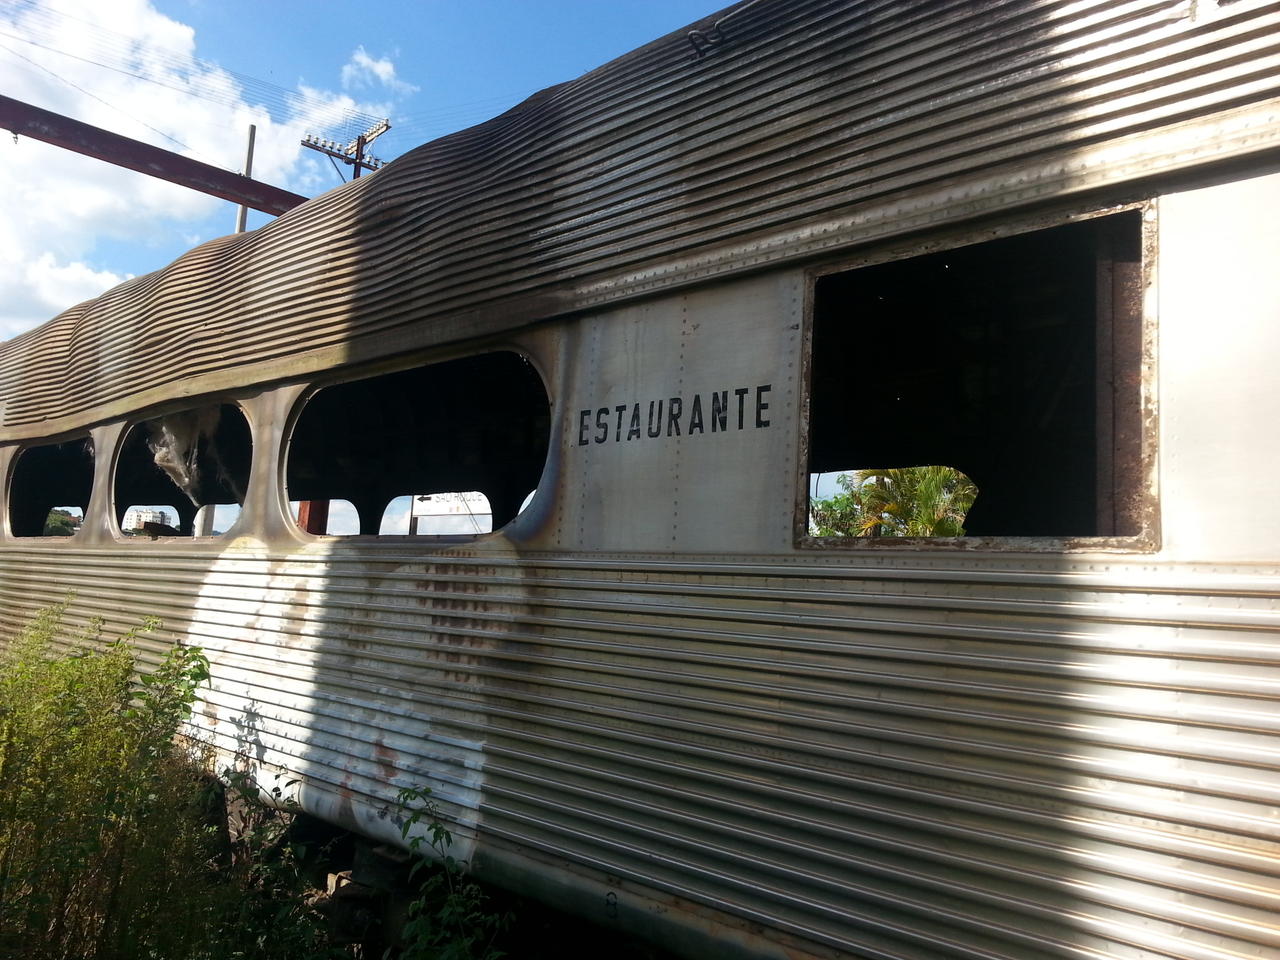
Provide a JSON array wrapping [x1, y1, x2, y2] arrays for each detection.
[[373, 736, 398, 781]]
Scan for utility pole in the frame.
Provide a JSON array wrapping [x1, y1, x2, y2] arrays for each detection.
[[302, 118, 389, 180], [234, 123, 256, 233], [291, 119, 389, 531], [292, 116, 388, 533], [352, 134, 366, 178]]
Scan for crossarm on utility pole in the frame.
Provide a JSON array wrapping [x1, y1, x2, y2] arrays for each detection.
[[0, 95, 308, 217]]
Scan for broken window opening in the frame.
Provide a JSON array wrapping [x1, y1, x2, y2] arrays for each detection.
[[807, 211, 1143, 540], [9, 438, 95, 538], [194, 503, 243, 536], [113, 403, 252, 538], [43, 506, 84, 537], [286, 352, 550, 538]]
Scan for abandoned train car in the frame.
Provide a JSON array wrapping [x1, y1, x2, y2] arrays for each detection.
[[4, 0, 1280, 957]]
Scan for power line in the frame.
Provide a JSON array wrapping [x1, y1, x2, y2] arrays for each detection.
[[0, 28, 370, 140], [8, 0, 375, 123], [1, 0, 380, 139], [1, 0, 560, 164], [0, 39, 208, 162], [384, 88, 551, 142]]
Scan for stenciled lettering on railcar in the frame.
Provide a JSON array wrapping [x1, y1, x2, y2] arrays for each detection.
[[577, 384, 771, 446]]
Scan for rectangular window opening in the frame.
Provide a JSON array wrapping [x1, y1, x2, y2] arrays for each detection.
[[806, 210, 1145, 542]]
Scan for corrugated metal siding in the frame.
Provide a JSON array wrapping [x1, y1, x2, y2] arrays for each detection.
[[6, 547, 1280, 959], [3, 0, 1279, 437]]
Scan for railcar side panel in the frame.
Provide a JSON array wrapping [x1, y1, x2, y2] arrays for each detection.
[[1158, 169, 1280, 562], [562, 273, 801, 554]]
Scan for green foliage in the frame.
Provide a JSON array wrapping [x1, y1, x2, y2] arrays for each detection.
[[202, 769, 345, 960], [393, 786, 508, 960], [0, 602, 223, 960], [41, 510, 78, 537], [811, 465, 978, 537], [0, 603, 355, 960], [0, 603, 517, 960]]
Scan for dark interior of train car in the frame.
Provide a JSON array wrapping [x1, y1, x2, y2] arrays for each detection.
[[8, 438, 95, 537], [286, 351, 551, 536], [809, 211, 1142, 538]]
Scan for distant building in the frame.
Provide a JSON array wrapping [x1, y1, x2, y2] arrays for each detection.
[[121, 507, 172, 532]]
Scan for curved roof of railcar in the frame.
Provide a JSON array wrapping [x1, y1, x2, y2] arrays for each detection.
[[3, 0, 1280, 439]]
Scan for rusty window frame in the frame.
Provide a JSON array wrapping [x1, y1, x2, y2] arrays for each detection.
[[796, 201, 1157, 553]]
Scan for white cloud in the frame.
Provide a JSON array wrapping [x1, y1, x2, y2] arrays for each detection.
[[380, 496, 411, 535], [341, 46, 418, 95], [0, 0, 408, 339], [0, 243, 131, 339], [26, 254, 129, 303], [326, 500, 362, 536], [26, 252, 129, 313]]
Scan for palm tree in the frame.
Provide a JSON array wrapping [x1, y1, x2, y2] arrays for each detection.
[[810, 465, 978, 537]]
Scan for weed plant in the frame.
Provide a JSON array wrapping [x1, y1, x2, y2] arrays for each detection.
[[0, 603, 346, 960], [206, 768, 347, 960], [393, 786, 508, 960], [0, 602, 224, 959]]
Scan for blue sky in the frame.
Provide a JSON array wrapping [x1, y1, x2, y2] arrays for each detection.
[[0, 0, 723, 338]]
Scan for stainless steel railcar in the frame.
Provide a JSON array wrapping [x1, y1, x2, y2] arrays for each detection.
[[4, 1, 1280, 957]]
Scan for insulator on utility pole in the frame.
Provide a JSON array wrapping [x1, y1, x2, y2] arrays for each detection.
[[300, 118, 389, 180]]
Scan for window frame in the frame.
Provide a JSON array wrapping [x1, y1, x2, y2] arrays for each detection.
[[7, 435, 96, 539], [109, 401, 254, 542], [795, 201, 1158, 553]]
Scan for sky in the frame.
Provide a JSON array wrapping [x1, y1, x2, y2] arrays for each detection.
[[0, 0, 725, 341]]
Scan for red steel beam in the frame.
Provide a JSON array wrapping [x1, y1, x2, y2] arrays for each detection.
[[0, 95, 308, 216]]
